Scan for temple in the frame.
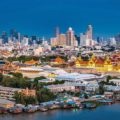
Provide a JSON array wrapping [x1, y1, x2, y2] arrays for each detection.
[[24, 59, 40, 66], [75, 54, 120, 72], [51, 56, 65, 65]]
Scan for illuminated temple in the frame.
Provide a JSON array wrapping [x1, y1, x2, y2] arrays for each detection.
[[0, 62, 19, 74], [75, 54, 120, 72], [51, 56, 65, 65], [24, 59, 40, 65]]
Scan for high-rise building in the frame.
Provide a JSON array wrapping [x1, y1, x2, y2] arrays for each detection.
[[97, 37, 101, 44], [18, 33, 21, 43], [50, 37, 58, 46], [21, 36, 29, 46], [0, 38, 3, 45], [80, 33, 92, 46], [1, 31, 8, 43], [80, 25, 95, 46], [10, 29, 18, 40], [115, 34, 120, 47], [66, 27, 77, 46], [86, 25, 93, 40], [55, 27, 60, 37], [75, 35, 80, 46], [109, 37, 116, 46], [59, 34, 67, 46]]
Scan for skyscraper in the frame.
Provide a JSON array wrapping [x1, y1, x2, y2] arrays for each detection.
[[86, 25, 93, 40], [21, 36, 29, 46], [55, 27, 60, 37], [59, 34, 67, 46], [66, 27, 77, 46], [115, 34, 120, 47], [1, 31, 8, 43], [80, 25, 95, 46]]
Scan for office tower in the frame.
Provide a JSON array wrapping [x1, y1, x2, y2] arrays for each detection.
[[80, 33, 90, 46], [58, 34, 67, 46], [75, 35, 80, 46], [97, 37, 101, 44], [80, 25, 95, 46], [0, 38, 3, 45], [10, 29, 19, 41], [1, 31, 8, 43], [115, 34, 120, 47], [18, 33, 21, 43], [50, 37, 58, 46], [21, 36, 29, 46], [31, 36, 37, 41], [66, 27, 77, 46], [55, 27, 60, 37], [109, 37, 116, 46], [86, 25, 93, 40]]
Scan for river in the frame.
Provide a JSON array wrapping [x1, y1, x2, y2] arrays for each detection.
[[0, 104, 120, 120]]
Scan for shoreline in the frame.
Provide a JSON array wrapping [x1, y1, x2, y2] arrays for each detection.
[[0, 99, 119, 115]]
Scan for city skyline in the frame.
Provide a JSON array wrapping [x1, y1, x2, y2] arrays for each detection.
[[0, 0, 120, 38]]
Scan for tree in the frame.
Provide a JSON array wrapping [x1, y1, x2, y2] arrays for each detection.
[[14, 92, 37, 105], [2, 76, 31, 89], [14, 92, 26, 104], [37, 88, 56, 103], [0, 73, 3, 83], [106, 75, 112, 83], [99, 85, 104, 95], [84, 93, 89, 99], [34, 76, 46, 81], [9, 72, 23, 78]]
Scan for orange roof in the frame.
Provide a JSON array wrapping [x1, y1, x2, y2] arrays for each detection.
[[54, 57, 65, 64], [24, 59, 39, 65], [95, 57, 105, 65]]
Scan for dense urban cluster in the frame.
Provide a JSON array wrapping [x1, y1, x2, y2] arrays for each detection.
[[0, 25, 120, 114]]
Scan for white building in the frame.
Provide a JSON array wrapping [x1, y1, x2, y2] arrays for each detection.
[[0, 86, 21, 101], [21, 37, 29, 46], [80, 25, 95, 47], [56, 73, 99, 82], [109, 37, 116, 46], [46, 83, 75, 93], [109, 79, 120, 86], [34, 46, 43, 56]]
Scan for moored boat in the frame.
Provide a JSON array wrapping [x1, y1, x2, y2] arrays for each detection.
[[0, 107, 8, 114], [38, 106, 48, 112], [9, 106, 23, 114], [98, 99, 113, 105], [24, 105, 38, 113], [85, 103, 97, 109]]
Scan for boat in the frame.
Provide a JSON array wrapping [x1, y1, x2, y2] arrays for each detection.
[[48, 104, 61, 110], [9, 106, 23, 114], [98, 99, 113, 105], [24, 105, 37, 113], [0, 107, 8, 114], [85, 103, 97, 109], [38, 106, 48, 112], [61, 103, 75, 109], [79, 104, 84, 109]]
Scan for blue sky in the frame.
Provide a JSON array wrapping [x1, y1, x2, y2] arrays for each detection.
[[0, 0, 120, 38]]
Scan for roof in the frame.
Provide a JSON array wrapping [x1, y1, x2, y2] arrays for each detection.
[[56, 73, 99, 81], [109, 79, 120, 82], [0, 99, 15, 105]]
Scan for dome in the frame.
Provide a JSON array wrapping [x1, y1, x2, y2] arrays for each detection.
[[68, 27, 73, 31]]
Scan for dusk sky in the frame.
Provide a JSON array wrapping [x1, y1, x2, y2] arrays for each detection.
[[0, 0, 120, 38]]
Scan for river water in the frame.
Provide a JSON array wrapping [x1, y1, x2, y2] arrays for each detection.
[[0, 104, 120, 120]]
